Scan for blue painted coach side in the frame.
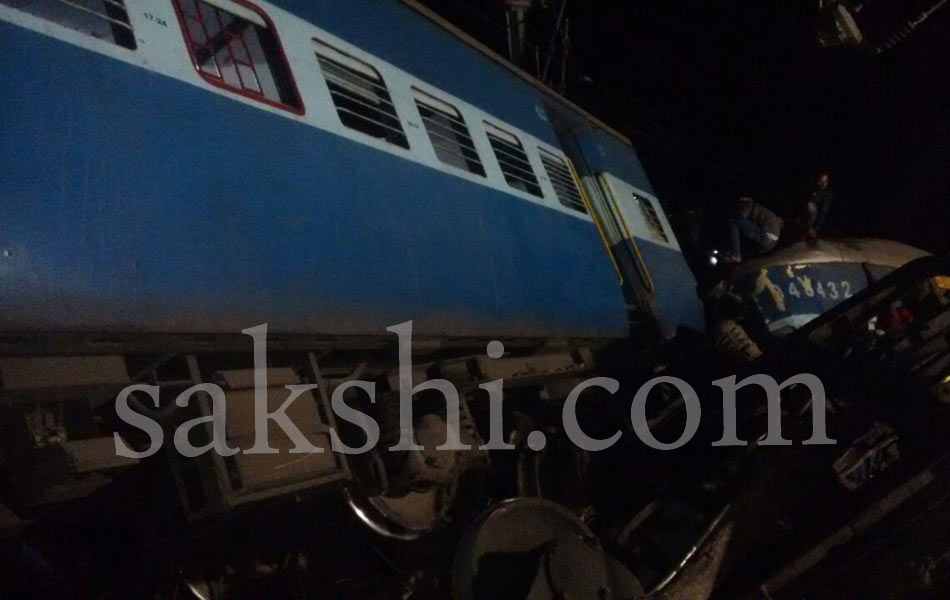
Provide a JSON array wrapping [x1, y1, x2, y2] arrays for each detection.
[[0, 21, 628, 340], [274, 0, 562, 147], [573, 129, 657, 196], [635, 241, 705, 334]]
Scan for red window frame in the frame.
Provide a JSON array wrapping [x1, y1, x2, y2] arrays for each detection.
[[170, 0, 305, 115]]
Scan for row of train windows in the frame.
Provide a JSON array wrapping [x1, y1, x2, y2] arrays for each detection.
[[4, 0, 589, 214]]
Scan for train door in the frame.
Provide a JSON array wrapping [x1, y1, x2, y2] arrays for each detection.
[[545, 107, 705, 336], [546, 120, 658, 325]]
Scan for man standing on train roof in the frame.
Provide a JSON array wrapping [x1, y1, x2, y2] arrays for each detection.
[[805, 171, 834, 240], [723, 195, 784, 264]]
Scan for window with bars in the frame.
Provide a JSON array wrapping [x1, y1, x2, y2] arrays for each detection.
[[172, 0, 302, 111], [413, 89, 485, 177], [538, 150, 587, 214], [636, 194, 670, 243], [1, 0, 136, 49], [315, 40, 409, 149], [484, 123, 542, 198]]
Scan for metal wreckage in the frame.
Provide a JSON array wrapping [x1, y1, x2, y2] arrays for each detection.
[[4, 247, 950, 599]]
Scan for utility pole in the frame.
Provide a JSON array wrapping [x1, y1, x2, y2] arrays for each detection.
[[541, 0, 567, 85], [504, 0, 533, 67], [816, 0, 949, 54]]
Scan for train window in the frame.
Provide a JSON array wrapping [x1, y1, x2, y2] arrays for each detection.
[[636, 194, 671, 243], [538, 150, 587, 213], [484, 123, 543, 198], [172, 0, 303, 112], [314, 40, 409, 149], [413, 89, 485, 177], [1, 0, 136, 49]]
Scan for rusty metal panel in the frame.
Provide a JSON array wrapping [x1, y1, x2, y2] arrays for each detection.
[[216, 367, 299, 390], [475, 348, 593, 381], [0, 356, 128, 389], [230, 433, 338, 491], [63, 438, 139, 473], [224, 387, 326, 440]]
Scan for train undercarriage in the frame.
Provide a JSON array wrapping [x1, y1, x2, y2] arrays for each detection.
[[0, 328, 640, 597], [3, 259, 950, 598]]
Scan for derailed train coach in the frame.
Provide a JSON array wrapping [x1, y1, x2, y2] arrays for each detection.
[[0, 0, 703, 539], [710, 238, 930, 362]]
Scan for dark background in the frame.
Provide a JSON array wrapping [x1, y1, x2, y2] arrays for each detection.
[[423, 0, 950, 254]]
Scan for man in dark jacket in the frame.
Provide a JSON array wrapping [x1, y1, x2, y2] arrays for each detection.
[[724, 196, 783, 263], [806, 172, 834, 239]]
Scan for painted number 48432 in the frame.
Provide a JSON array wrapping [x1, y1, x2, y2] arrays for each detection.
[[788, 279, 852, 300]]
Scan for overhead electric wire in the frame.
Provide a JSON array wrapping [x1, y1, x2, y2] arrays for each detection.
[[417, 0, 789, 198]]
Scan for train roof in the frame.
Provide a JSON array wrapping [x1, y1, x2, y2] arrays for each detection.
[[399, 0, 634, 147], [732, 238, 929, 277]]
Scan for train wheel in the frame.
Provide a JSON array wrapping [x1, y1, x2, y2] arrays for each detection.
[[511, 412, 595, 519], [345, 395, 488, 541]]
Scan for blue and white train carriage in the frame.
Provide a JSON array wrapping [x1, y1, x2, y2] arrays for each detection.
[[0, 0, 703, 527], [1, 0, 702, 343]]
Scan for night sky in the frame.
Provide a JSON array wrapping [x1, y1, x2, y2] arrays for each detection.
[[426, 0, 950, 254]]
